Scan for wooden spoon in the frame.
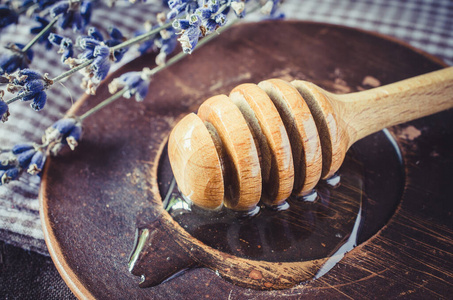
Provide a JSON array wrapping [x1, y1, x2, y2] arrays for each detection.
[[168, 67, 453, 212]]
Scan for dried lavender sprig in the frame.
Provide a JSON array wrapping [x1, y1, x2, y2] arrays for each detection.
[[5, 59, 94, 105], [4, 22, 173, 105], [79, 13, 243, 121], [3, 2, 262, 107], [21, 16, 59, 53]]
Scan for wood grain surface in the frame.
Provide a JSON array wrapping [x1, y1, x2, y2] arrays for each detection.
[[40, 21, 453, 299]]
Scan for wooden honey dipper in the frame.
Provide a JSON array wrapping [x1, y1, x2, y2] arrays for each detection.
[[168, 67, 453, 212]]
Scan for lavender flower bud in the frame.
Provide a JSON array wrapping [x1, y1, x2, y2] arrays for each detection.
[[50, 2, 70, 18], [109, 70, 150, 102], [0, 44, 33, 75], [0, 6, 19, 29], [172, 19, 190, 31], [207, 0, 220, 13], [189, 14, 202, 26], [0, 159, 15, 170], [27, 150, 46, 175], [91, 53, 111, 82], [52, 118, 77, 134], [65, 123, 82, 150], [80, 1, 92, 27], [37, 0, 59, 10], [18, 78, 46, 103], [59, 38, 74, 63], [14, 69, 44, 85], [109, 26, 124, 41], [17, 149, 36, 168], [215, 13, 227, 26], [44, 118, 79, 145], [167, 0, 180, 10], [88, 27, 104, 41], [195, 8, 212, 20], [1, 167, 19, 184], [204, 19, 218, 33], [12, 143, 34, 155], [24, 79, 45, 93], [30, 91, 47, 111], [178, 26, 201, 54], [0, 100, 8, 123], [49, 33, 64, 47], [79, 37, 102, 50]]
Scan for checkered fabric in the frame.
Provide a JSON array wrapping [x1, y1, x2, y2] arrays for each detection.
[[0, 0, 452, 255]]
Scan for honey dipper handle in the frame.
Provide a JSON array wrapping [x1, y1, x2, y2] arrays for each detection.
[[335, 66, 453, 144]]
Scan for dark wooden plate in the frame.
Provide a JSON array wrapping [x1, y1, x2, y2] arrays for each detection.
[[40, 21, 453, 299]]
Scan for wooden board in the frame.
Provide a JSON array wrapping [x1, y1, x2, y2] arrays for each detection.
[[40, 21, 453, 299]]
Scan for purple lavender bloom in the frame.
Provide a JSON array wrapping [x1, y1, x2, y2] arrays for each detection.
[[79, 37, 102, 50], [106, 42, 126, 62], [207, 0, 220, 13], [59, 37, 74, 63], [109, 71, 150, 102], [0, 6, 19, 29], [48, 33, 64, 46], [0, 100, 8, 122], [104, 27, 128, 62], [189, 14, 202, 27], [17, 78, 46, 105], [28, 150, 46, 175], [172, 19, 190, 31], [30, 16, 54, 50], [50, 2, 70, 17], [11, 143, 34, 154], [134, 27, 155, 55], [80, 1, 92, 28], [1, 167, 19, 184], [88, 27, 104, 41], [24, 79, 45, 94], [178, 26, 202, 54], [0, 159, 15, 170], [91, 56, 110, 82], [167, 0, 199, 19], [91, 45, 111, 82], [195, 8, 212, 19], [49, 34, 75, 63], [52, 118, 77, 134], [0, 43, 33, 75], [204, 19, 218, 32], [108, 26, 125, 41], [50, 0, 92, 31], [37, 0, 60, 10], [77, 37, 102, 60], [214, 13, 227, 26], [44, 118, 82, 153], [65, 123, 82, 150], [30, 91, 47, 111], [17, 148, 36, 167], [13, 69, 44, 85]]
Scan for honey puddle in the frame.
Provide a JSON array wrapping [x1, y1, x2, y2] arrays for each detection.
[[130, 130, 404, 289]]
